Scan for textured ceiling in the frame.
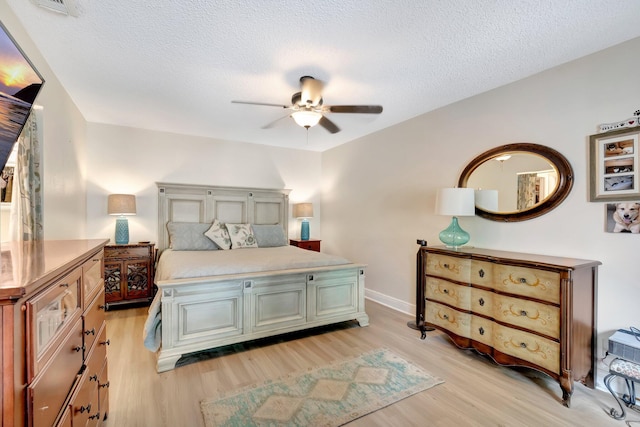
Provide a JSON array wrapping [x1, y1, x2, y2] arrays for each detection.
[[6, 1, 640, 151]]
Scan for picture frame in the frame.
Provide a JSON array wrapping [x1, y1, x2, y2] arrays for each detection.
[[605, 202, 640, 233], [589, 127, 640, 201]]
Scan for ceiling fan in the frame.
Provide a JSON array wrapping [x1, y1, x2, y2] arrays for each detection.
[[232, 76, 383, 134]]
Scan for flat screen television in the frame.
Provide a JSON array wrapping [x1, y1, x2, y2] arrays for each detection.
[[0, 20, 44, 179]]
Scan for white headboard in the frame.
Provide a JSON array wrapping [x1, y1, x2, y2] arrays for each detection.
[[157, 183, 291, 252]]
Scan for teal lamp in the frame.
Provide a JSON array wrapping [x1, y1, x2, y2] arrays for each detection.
[[435, 188, 475, 248], [293, 203, 313, 241], [108, 194, 136, 245]]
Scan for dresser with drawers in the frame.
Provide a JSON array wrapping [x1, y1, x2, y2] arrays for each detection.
[[416, 245, 600, 407], [0, 239, 109, 426]]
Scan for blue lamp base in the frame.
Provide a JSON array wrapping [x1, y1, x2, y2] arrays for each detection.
[[300, 219, 310, 241], [115, 217, 130, 245], [438, 216, 469, 248]]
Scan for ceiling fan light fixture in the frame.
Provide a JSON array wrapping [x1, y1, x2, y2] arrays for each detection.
[[291, 111, 322, 129]]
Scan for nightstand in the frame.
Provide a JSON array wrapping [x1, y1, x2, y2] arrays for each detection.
[[290, 238, 321, 252], [104, 242, 155, 309]]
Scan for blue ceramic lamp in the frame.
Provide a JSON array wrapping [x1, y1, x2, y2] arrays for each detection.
[[108, 194, 136, 245], [293, 203, 313, 241], [435, 188, 475, 248]]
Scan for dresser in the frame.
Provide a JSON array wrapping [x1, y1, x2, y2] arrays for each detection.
[[0, 239, 109, 426], [104, 243, 155, 309], [416, 245, 600, 407]]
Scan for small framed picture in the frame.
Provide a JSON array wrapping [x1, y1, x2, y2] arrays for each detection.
[[0, 165, 14, 203], [589, 128, 640, 201], [605, 202, 640, 233]]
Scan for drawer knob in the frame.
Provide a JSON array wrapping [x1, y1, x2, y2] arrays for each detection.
[[520, 342, 527, 349], [100, 339, 111, 346], [443, 314, 449, 320], [519, 277, 527, 284], [73, 345, 85, 353], [478, 269, 485, 278], [84, 328, 96, 336], [100, 381, 110, 389], [443, 263, 450, 269], [59, 283, 69, 288], [89, 373, 98, 382], [479, 327, 485, 335], [443, 289, 449, 294], [99, 304, 106, 310], [89, 412, 101, 421], [520, 310, 528, 317], [479, 298, 485, 306], [79, 403, 92, 414]]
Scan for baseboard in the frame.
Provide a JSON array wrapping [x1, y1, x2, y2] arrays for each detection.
[[364, 288, 414, 316]]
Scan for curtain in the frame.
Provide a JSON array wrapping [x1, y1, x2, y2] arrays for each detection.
[[9, 109, 43, 241], [517, 173, 537, 211]]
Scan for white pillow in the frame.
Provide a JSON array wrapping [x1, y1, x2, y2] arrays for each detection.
[[204, 219, 231, 250], [167, 222, 218, 250], [226, 223, 258, 249]]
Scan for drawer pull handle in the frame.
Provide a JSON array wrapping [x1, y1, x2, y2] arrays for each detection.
[[478, 269, 485, 278], [89, 412, 101, 421], [84, 328, 96, 336], [443, 263, 449, 269], [100, 339, 111, 346], [443, 289, 449, 294], [519, 277, 527, 284], [520, 342, 527, 349], [59, 283, 69, 288], [443, 314, 449, 320], [479, 327, 485, 335], [89, 373, 98, 382], [79, 403, 92, 414], [479, 298, 485, 306], [92, 258, 101, 262], [99, 304, 106, 310], [520, 310, 528, 317], [73, 345, 85, 353], [100, 381, 110, 389]]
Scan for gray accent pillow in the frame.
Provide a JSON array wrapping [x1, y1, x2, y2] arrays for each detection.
[[167, 222, 218, 250], [252, 224, 287, 247]]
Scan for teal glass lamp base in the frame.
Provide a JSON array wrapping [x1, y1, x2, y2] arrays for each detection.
[[300, 219, 310, 241], [115, 217, 130, 244], [438, 216, 469, 248]]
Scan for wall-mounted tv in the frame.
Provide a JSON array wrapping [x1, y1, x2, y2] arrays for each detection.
[[0, 20, 44, 176]]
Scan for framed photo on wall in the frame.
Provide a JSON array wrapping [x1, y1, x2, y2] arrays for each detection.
[[589, 127, 640, 201], [605, 202, 640, 233]]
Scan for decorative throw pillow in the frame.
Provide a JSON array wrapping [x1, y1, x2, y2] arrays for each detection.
[[252, 224, 287, 247], [226, 223, 258, 249], [167, 222, 218, 250], [204, 219, 232, 250]]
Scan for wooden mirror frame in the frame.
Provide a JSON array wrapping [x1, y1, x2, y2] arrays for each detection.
[[457, 143, 574, 222]]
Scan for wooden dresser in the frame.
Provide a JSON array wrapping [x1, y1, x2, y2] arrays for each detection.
[[0, 239, 109, 426], [415, 245, 600, 407]]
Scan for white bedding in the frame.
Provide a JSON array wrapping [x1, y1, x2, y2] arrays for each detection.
[[155, 246, 351, 282]]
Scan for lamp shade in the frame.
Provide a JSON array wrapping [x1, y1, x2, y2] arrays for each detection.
[[291, 111, 322, 128], [474, 189, 498, 212], [293, 203, 314, 218], [108, 194, 137, 215], [435, 188, 475, 216]]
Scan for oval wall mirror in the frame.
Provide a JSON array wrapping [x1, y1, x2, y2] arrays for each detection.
[[457, 143, 573, 222]]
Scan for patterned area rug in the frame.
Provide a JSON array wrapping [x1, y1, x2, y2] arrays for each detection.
[[200, 348, 444, 426]]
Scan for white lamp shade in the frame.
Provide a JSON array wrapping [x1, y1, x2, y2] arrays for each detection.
[[291, 111, 322, 128], [293, 203, 313, 218], [435, 188, 475, 216], [108, 194, 137, 215], [474, 189, 498, 212]]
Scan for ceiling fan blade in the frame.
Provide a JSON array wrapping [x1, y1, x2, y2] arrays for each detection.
[[300, 76, 323, 106], [318, 116, 340, 134], [232, 100, 290, 108], [328, 105, 383, 114], [261, 114, 291, 129]]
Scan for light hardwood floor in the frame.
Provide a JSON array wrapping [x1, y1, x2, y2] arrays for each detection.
[[104, 300, 634, 426]]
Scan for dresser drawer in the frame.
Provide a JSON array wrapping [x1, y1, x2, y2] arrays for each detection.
[[27, 266, 82, 380], [426, 253, 470, 283], [426, 277, 470, 310], [69, 362, 101, 426], [492, 293, 560, 339], [105, 245, 151, 259], [425, 301, 471, 339], [84, 291, 106, 354], [83, 251, 104, 306], [492, 323, 560, 374], [98, 358, 110, 415], [28, 318, 84, 427], [493, 264, 560, 304]]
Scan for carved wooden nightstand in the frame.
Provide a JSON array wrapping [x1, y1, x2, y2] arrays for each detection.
[[104, 242, 155, 309]]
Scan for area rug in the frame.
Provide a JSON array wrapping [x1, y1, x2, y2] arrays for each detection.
[[200, 348, 444, 426]]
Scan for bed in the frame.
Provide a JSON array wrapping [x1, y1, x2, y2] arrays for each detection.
[[146, 183, 368, 372]]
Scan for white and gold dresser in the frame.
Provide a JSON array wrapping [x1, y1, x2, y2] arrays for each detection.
[[416, 245, 600, 407]]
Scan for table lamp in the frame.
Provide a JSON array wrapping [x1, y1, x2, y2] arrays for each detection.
[[435, 188, 475, 248], [293, 203, 313, 241], [108, 194, 136, 244]]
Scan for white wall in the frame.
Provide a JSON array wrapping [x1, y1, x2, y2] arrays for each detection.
[[0, 1, 88, 241], [84, 123, 322, 244], [322, 37, 640, 378]]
